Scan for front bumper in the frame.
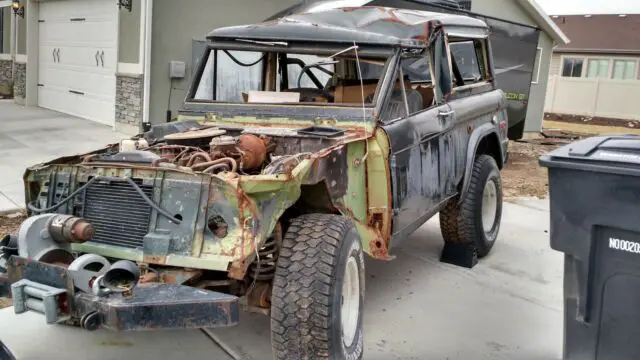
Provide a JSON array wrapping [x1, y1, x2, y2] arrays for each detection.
[[2, 256, 239, 331]]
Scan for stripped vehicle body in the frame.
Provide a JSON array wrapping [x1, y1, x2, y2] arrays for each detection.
[[1, 6, 508, 339]]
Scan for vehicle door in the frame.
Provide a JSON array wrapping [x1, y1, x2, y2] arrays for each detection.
[[381, 52, 454, 241], [443, 37, 504, 196]]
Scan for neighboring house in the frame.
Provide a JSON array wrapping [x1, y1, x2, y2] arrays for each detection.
[[467, 0, 569, 134], [545, 14, 640, 121], [0, 0, 566, 136]]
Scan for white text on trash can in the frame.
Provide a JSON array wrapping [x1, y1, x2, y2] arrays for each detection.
[[609, 237, 640, 254]]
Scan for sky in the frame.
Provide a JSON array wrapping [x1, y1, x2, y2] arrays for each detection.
[[536, 0, 640, 15]]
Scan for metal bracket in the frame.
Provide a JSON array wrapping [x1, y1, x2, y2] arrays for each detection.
[[68, 254, 110, 293], [11, 279, 69, 324]]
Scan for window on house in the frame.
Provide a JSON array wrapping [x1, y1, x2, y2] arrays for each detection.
[[562, 58, 584, 77], [612, 60, 637, 80], [586, 59, 609, 78], [532, 48, 542, 83]]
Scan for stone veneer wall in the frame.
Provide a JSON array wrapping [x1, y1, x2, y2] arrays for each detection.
[[116, 73, 144, 129], [0, 60, 13, 96], [13, 62, 26, 100]]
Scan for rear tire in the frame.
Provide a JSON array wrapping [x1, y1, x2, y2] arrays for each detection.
[[439, 154, 503, 258], [270, 214, 365, 360]]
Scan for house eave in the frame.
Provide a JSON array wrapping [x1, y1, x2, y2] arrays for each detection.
[[554, 48, 640, 56], [516, 0, 570, 45]]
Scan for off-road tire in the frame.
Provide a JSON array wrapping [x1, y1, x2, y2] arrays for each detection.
[[270, 214, 365, 360], [439, 154, 503, 258]]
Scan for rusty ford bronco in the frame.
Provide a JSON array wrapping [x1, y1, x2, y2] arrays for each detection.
[[0, 6, 509, 360]]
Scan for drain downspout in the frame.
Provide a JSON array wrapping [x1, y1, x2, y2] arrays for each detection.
[[141, 0, 153, 132]]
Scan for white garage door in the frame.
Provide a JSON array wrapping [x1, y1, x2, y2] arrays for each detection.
[[38, 0, 118, 126]]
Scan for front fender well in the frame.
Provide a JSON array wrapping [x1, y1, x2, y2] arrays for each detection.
[[459, 123, 503, 204]]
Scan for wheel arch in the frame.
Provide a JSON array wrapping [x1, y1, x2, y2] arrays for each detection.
[[459, 123, 504, 204]]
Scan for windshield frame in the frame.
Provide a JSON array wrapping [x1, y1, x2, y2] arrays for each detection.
[[184, 41, 399, 110]]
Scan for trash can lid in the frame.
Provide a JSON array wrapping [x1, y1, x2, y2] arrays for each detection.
[[539, 135, 640, 175]]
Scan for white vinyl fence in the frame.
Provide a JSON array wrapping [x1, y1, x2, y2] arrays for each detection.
[[545, 75, 640, 121]]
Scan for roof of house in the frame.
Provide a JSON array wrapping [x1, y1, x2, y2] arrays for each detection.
[[208, 7, 489, 48], [264, 0, 570, 45], [551, 14, 640, 54]]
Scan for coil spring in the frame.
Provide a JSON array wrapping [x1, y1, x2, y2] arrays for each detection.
[[249, 234, 279, 281]]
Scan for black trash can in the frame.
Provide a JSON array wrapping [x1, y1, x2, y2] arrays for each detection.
[[540, 135, 640, 360]]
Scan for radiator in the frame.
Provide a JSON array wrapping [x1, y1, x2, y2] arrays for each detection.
[[81, 179, 153, 249]]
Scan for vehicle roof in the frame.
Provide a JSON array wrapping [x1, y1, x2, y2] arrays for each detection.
[[207, 6, 489, 49]]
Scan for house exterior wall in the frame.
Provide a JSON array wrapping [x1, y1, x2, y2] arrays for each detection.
[[2, 9, 9, 53], [550, 53, 561, 76], [550, 52, 640, 77], [118, 0, 141, 64], [0, 59, 10, 95], [116, 74, 143, 126], [471, 0, 552, 132], [524, 31, 552, 132], [545, 51, 640, 121], [149, 0, 298, 125], [17, 9, 25, 54], [471, 0, 536, 27]]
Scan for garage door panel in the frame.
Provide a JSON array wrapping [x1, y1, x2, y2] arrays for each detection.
[[39, 67, 116, 98], [39, 20, 117, 46], [40, 86, 114, 127], [38, 0, 117, 127], [48, 46, 117, 72], [39, 0, 117, 23]]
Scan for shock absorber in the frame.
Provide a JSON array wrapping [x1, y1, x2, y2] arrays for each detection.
[[249, 224, 282, 281]]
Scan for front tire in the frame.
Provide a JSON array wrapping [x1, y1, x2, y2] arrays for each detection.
[[270, 214, 365, 360], [439, 154, 503, 258]]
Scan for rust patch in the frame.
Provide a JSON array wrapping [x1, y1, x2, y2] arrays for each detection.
[[138, 272, 159, 284], [161, 269, 202, 285], [143, 255, 167, 264], [227, 259, 250, 280], [369, 234, 392, 260]]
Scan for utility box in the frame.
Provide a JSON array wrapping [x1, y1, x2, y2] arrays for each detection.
[[540, 135, 640, 360]]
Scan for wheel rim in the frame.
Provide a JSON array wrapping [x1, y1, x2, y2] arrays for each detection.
[[341, 256, 360, 348], [481, 179, 498, 235]]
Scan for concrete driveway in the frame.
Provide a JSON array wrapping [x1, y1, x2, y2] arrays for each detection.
[[0, 101, 128, 213], [0, 198, 564, 360]]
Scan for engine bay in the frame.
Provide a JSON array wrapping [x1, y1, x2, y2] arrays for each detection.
[[79, 121, 355, 176]]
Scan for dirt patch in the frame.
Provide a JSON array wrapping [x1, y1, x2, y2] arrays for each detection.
[[501, 120, 614, 199], [0, 212, 27, 237], [0, 297, 11, 309], [544, 120, 640, 136], [502, 140, 561, 199], [0, 213, 24, 309], [545, 112, 640, 129]]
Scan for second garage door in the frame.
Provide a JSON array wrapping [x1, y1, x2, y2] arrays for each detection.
[[38, 0, 118, 126]]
